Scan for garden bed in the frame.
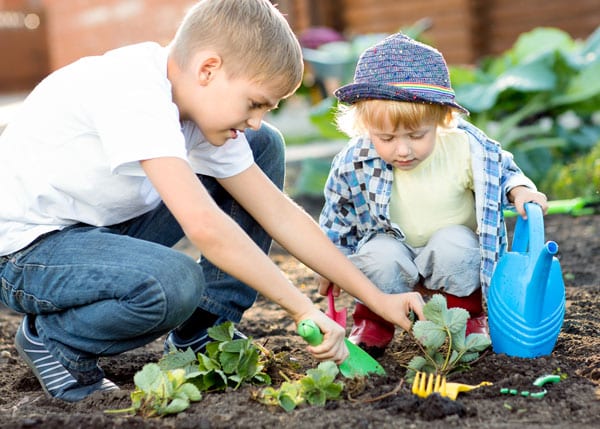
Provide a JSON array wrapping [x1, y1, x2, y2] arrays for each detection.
[[0, 199, 598, 428]]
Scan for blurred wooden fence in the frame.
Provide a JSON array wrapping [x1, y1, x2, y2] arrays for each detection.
[[1, 0, 599, 91]]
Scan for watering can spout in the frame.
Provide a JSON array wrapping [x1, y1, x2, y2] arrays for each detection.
[[524, 241, 559, 324]]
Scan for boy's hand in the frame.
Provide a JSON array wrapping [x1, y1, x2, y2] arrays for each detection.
[[375, 292, 426, 332], [297, 309, 348, 364], [508, 186, 549, 218]]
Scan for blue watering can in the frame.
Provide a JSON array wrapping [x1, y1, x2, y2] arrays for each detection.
[[488, 203, 566, 358]]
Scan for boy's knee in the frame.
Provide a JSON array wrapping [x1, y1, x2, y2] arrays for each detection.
[[143, 254, 205, 327]]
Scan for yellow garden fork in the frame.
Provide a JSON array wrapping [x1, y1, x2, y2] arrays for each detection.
[[412, 372, 492, 400]]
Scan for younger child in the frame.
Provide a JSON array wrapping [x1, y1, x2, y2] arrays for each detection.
[[0, 2, 424, 402], [318, 33, 548, 357]]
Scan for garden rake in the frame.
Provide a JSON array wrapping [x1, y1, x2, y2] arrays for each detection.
[[411, 372, 492, 400]]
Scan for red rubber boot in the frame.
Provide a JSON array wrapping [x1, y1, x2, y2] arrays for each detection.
[[445, 289, 489, 338], [348, 303, 395, 358]]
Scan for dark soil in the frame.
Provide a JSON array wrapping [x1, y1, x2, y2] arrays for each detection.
[[1, 196, 599, 428]]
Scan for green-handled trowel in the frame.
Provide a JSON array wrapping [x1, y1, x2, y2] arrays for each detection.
[[297, 319, 386, 378]]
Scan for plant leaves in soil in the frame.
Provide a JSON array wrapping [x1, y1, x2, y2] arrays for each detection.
[[0, 198, 598, 428]]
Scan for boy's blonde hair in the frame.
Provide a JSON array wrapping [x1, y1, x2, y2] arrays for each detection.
[[336, 100, 457, 137], [170, 0, 303, 98]]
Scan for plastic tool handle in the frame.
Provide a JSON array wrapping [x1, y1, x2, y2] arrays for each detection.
[[297, 319, 323, 346]]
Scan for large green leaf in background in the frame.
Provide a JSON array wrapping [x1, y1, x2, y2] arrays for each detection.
[[455, 60, 557, 112], [507, 27, 576, 66], [551, 59, 600, 106]]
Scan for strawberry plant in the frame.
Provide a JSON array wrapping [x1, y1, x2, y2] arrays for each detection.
[[256, 361, 344, 412], [164, 321, 271, 391], [406, 294, 491, 380], [105, 363, 202, 417], [107, 321, 271, 417]]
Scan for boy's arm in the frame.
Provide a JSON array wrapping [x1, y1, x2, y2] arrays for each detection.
[[220, 163, 425, 331], [141, 156, 347, 362]]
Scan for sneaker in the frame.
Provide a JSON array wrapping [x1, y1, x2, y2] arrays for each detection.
[[14, 316, 118, 402], [164, 318, 247, 355]]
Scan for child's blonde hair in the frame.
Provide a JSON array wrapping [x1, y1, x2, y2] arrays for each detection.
[[170, 0, 303, 98], [336, 100, 457, 137]]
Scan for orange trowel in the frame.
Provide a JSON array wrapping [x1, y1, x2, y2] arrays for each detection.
[[297, 319, 385, 378]]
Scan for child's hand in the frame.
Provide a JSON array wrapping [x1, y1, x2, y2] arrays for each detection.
[[377, 292, 426, 332], [508, 186, 549, 218], [297, 310, 348, 364], [316, 274, 342, 297]]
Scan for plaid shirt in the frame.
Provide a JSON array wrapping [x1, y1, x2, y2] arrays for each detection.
[[319, 119, 535, 295]]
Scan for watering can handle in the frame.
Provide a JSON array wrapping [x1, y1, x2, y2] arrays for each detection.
[[511, 202, 545, 253]]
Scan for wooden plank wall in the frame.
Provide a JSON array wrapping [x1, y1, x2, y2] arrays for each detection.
[[339, 0, 478, 64], [0, 2, 49, 91], [298, 0, 600, 65], [483, 0, 600, 54]]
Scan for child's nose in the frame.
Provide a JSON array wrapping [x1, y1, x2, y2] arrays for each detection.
[[246, 113, 264, 130], [396, 141, 412, 157]]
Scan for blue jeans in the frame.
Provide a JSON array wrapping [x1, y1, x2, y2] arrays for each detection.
[[0, 122, 285, 382]]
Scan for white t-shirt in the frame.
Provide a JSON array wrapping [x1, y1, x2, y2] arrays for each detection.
[[0, 42, 254, 255]]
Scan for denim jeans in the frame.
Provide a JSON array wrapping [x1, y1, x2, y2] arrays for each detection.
[[0, 122, 285, 382]]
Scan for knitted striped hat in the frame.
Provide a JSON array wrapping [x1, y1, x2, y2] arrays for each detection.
[[335, 33, 468, 115]]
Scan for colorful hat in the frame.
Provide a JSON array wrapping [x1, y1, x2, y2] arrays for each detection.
[[335, 33, 468, 115]]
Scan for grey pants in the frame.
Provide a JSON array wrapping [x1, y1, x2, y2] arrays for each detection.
[[349, 225, 480, 297]]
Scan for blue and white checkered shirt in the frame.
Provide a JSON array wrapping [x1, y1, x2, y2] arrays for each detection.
[[319, 119, 535, 295]]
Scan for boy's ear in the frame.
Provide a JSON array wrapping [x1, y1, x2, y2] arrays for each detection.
[[196, 53, 223, 85]]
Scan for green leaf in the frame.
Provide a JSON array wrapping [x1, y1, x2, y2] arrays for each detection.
[[317, 361, 339, 378], [178, 383, 202, 402], [197, 353, 220, 372], [465, 333, 492, 352], [205, 341, 220, 357], [509, 27, 574, 65], [162, 397, 189, 415], [552, 59, 600, 105], [460, 352, 480, 363], [413, 320, 446, 350], [279, 393, 299, 413], [220, 338, 246, 353], [159, 347, 197, 371], [324, 382, 344, 399], [456, 61, 556, 112], [220, 351, 241, 374], [407, 356, 427, 372], [422, 294, 447, 325], [305, 389, 327, 406], [133, 363, 163, 393], [207, 321, 235, 342], [445, 307, 469, 336]]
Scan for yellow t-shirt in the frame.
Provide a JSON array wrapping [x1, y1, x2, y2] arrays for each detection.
[[389, 127, 477, 247]]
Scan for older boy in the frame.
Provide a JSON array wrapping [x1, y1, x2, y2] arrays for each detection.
[[0, 1, 424, 401]]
